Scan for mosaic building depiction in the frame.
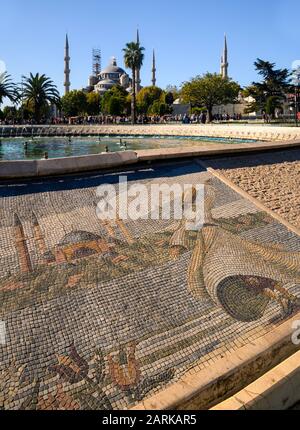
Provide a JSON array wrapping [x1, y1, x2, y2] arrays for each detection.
[[0, 161, 300, 410]]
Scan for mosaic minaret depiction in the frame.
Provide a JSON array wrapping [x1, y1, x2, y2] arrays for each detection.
[[13, 214, 32, 274], [152, 50, 156, 87], [135, 29, 141, 94], [220, 34, 229, 79], [32, 212, 47, 256], [64, 34, 71, 94]]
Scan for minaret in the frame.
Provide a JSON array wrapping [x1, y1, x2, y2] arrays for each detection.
[[32, 212, 47, 256], [13, 214, 32, 274], [152, 50, 156, 87], [64, 34, 71, 94], [135, 29, 141, 94], [221, 34, 228, 79]]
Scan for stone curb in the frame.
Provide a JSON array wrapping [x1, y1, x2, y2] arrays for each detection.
[[211, 350, 300, 410], [136, 139, 300, 161], [0, 151, 138, 179], [131, 312, 300, 410]]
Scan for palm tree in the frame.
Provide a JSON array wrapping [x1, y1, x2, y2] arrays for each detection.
[[0, 72, 18, 106], [123, 42, 145, 124], [21, 73, 60, 123]]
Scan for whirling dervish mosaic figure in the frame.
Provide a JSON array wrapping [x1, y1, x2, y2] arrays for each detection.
[[169, 184, 300, 322]]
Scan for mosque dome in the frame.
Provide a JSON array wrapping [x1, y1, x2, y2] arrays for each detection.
[[59, 231, 102, 246], [99, 57, 126, 78]]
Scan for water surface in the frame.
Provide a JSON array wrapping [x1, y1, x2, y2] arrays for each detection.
[[0, 136, 257, 161]]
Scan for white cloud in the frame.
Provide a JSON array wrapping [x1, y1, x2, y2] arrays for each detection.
[[0, 60, 6, 74], [292, 60, 300, 71]]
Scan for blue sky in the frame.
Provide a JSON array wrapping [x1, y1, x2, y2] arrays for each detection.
[[1, 0, 300, 97]]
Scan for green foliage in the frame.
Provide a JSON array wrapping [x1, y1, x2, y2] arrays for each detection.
[[61, 90, 87, 117], [181, 73, 240, 122], [0, 104, 33, 121], [0, 72, 18, 106], [100, 85, 128, 115], [135, 86, 173, 115], [148, 100, 169, 116], [137, 86, 162, 108], [165, 91, 174, 105], [123, 41, 145, 123], [136, 86, 163, 114], [108, 97, 122, 115], [2, 105, 17, 119], [123, 42, 145, 74], [265, 96, 283, 115], [244, 59, 291, 117], [191, 107, 207, 114], [21, 73, 60, 123], [165, 85, 180, 101], [86, 92, 101, 116]]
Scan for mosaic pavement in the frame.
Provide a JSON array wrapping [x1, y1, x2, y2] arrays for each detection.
[[0, 160, 299, 410]]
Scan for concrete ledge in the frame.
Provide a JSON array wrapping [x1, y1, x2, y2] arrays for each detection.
[[0, 159, 38, 178], [211, 350, 300, 410], [1, 140, 300, 179], [0, 151, 138, 179], [136, 139, 300, 161], [131, 312, 300, 410]]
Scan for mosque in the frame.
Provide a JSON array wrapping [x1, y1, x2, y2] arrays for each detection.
[[64, 30, 156, 96], [90, 56, 131, 95], [64, 32, 229, 99]]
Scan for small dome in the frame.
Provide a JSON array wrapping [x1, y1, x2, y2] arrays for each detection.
[[96, 78, 116, 86], [59, 231, 102, 246]]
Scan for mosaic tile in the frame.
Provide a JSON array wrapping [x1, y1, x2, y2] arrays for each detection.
[[0, 160, 299, 410]]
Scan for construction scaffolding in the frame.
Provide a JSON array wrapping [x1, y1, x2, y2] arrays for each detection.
[[92, 48, 101, 76]]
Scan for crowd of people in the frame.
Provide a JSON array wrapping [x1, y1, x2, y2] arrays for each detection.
[[0, 112, 246, 126], [47, 112, 244, 126]]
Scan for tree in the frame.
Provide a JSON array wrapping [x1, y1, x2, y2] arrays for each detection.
[[100, 85, 128, 115], [86, 92, 101, 116], [165, 91, 174, 106], [21, 73, 60, 123], [181, 73, 240, 122], [148, 100, 168, 116], [0, 72, 18, 106], [123, 41, 145, 124], [61, 90, 87, 117], [165, 85, 180, 101], [136, 86, 163, 114], [244, 59, 291, 118], [2, 106, 17, 120]]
